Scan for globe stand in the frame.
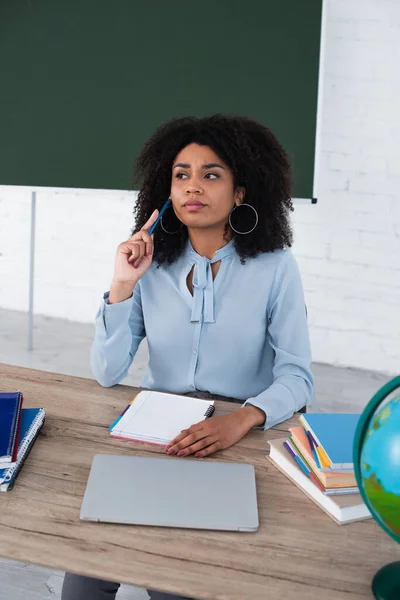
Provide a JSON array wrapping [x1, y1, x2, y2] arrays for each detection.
[[372, 561, 400, 600]]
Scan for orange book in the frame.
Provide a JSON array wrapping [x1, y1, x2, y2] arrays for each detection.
[[289, 427, 357, 489]]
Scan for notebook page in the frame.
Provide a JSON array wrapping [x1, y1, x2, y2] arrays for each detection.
[[114, 391, 151, 428], [111, 391, 214, 442]]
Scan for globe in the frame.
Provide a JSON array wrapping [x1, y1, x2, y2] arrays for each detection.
[[353, 376, 400, 600]]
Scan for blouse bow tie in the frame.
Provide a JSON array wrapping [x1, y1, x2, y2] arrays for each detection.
[[189, 242, 234, 324]]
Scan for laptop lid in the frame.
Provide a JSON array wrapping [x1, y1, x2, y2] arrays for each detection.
[[80, 454, 259, 532]]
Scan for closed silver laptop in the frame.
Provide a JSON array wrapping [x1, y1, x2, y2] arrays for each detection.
[[80, 454, 259, 532]]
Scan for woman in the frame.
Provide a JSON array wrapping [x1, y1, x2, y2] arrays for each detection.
[[62, 114, 313, 600]]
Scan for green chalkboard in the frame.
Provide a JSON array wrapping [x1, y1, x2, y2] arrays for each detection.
[[0, 0, 322, 198]]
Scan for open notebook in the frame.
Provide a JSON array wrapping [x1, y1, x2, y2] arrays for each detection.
[[109, 390, 215, 446]]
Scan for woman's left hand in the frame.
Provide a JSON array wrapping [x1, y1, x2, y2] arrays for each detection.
[[166, 406, 265, 458]]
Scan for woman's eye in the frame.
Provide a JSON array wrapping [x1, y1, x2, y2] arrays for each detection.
[[176, 173, 188, 179], [205, 173, 219, 180]]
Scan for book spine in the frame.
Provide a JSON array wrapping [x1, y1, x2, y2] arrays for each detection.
[[2, 409, 45, 484], [7, 392, 22, 458], [11, 394, 24, 462]]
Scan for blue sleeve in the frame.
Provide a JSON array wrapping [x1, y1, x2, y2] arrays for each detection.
[[243, 251, 314, 429], [90, 283, 145, 387]]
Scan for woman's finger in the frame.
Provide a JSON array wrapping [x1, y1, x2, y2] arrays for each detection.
[[126, 247, 140, 264], [130, 229, 153, 244], [168, 425, 203, 448], [168, 429, 190, 449], [167, 432, 197, 453], [129, 229, 154, 258], [119, 240, 142, 257], [167, 429, 208, 454], [139, 230, 154, 257], [177, 435, 218, 457], [128, 241, 146, 266], [142, 209, 159, 232], [195, 441, 222, 458], [138, 230, 152, 244]]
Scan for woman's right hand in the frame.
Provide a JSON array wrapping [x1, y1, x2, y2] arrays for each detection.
[[109, 209, 159, 303]]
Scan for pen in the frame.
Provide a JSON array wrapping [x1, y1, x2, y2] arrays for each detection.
[[148, 198, 172, 235]]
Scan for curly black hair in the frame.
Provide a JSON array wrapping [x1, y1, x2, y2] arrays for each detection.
[[132, 114, 293, 265]]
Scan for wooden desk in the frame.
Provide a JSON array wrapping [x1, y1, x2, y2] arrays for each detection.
[[0, 364, 398, 600]]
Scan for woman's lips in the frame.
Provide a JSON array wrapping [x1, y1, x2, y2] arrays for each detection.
[[183, 201, 206, 212]]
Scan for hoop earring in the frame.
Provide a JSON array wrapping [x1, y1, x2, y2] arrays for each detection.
[[160, 205, 184, 235], [229, 203, 259, 235]]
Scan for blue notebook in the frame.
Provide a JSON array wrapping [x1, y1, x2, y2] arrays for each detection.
[[0, 392, 23, 466], [0, 408, 45, 491], [299, 413, 361, 471]]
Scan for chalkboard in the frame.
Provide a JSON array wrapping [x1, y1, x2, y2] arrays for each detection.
[[0, 0, 322, 198]]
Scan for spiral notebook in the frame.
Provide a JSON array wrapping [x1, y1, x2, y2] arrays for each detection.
[[0, 407, 45, 492], [109, 390, 215, 446], [0, 391, 23, 466]]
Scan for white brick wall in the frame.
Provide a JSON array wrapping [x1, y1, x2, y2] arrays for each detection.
[[292, 0, 400, 375], [1, 0, 399, 375], [0, 186, 136, 321]]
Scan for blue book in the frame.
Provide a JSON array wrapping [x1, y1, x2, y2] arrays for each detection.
[[0, 408, 45, 491], [299, 413, 361, 471], [0, 392, 23, 466]]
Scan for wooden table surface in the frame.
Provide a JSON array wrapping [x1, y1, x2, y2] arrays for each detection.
[[0, 364, 398, 600]]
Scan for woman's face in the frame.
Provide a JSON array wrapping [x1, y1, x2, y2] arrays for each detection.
[[170, 143, 244, 231]]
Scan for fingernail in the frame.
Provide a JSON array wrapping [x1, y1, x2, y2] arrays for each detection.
[[177, 450, 185, 457], [167, 448, 176, 455], [165, 445, 171, 452]]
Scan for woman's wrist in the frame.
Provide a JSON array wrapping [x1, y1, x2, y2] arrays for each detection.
[[241, 404, 266, 429], [109, 280, 136, 304]]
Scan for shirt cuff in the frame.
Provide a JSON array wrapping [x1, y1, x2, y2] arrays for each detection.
[[243, 381, 298, 430], [101, 290, 134, 334], [242, 400, 267, 430]]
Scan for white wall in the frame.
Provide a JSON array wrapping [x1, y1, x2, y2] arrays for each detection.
[[292, 0, 400, 375], [0, 186, 136, 322], [0, 0, 399, 375]]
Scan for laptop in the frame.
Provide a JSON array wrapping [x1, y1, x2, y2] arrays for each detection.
[[80, 454, 259, 532]]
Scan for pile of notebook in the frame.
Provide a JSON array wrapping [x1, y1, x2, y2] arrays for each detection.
[[0, 392, 45, 492], [268, 413, 372, 524]]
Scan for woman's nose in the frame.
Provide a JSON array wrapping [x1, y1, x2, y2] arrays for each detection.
[[186, 180, 203, 194]]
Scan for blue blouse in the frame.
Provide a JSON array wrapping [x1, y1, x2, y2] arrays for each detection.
[[91, 239, 314, 430]]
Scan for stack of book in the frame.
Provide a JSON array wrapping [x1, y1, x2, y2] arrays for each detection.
[[268, 413, 372, 524], [0, 392, 45, 492]]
